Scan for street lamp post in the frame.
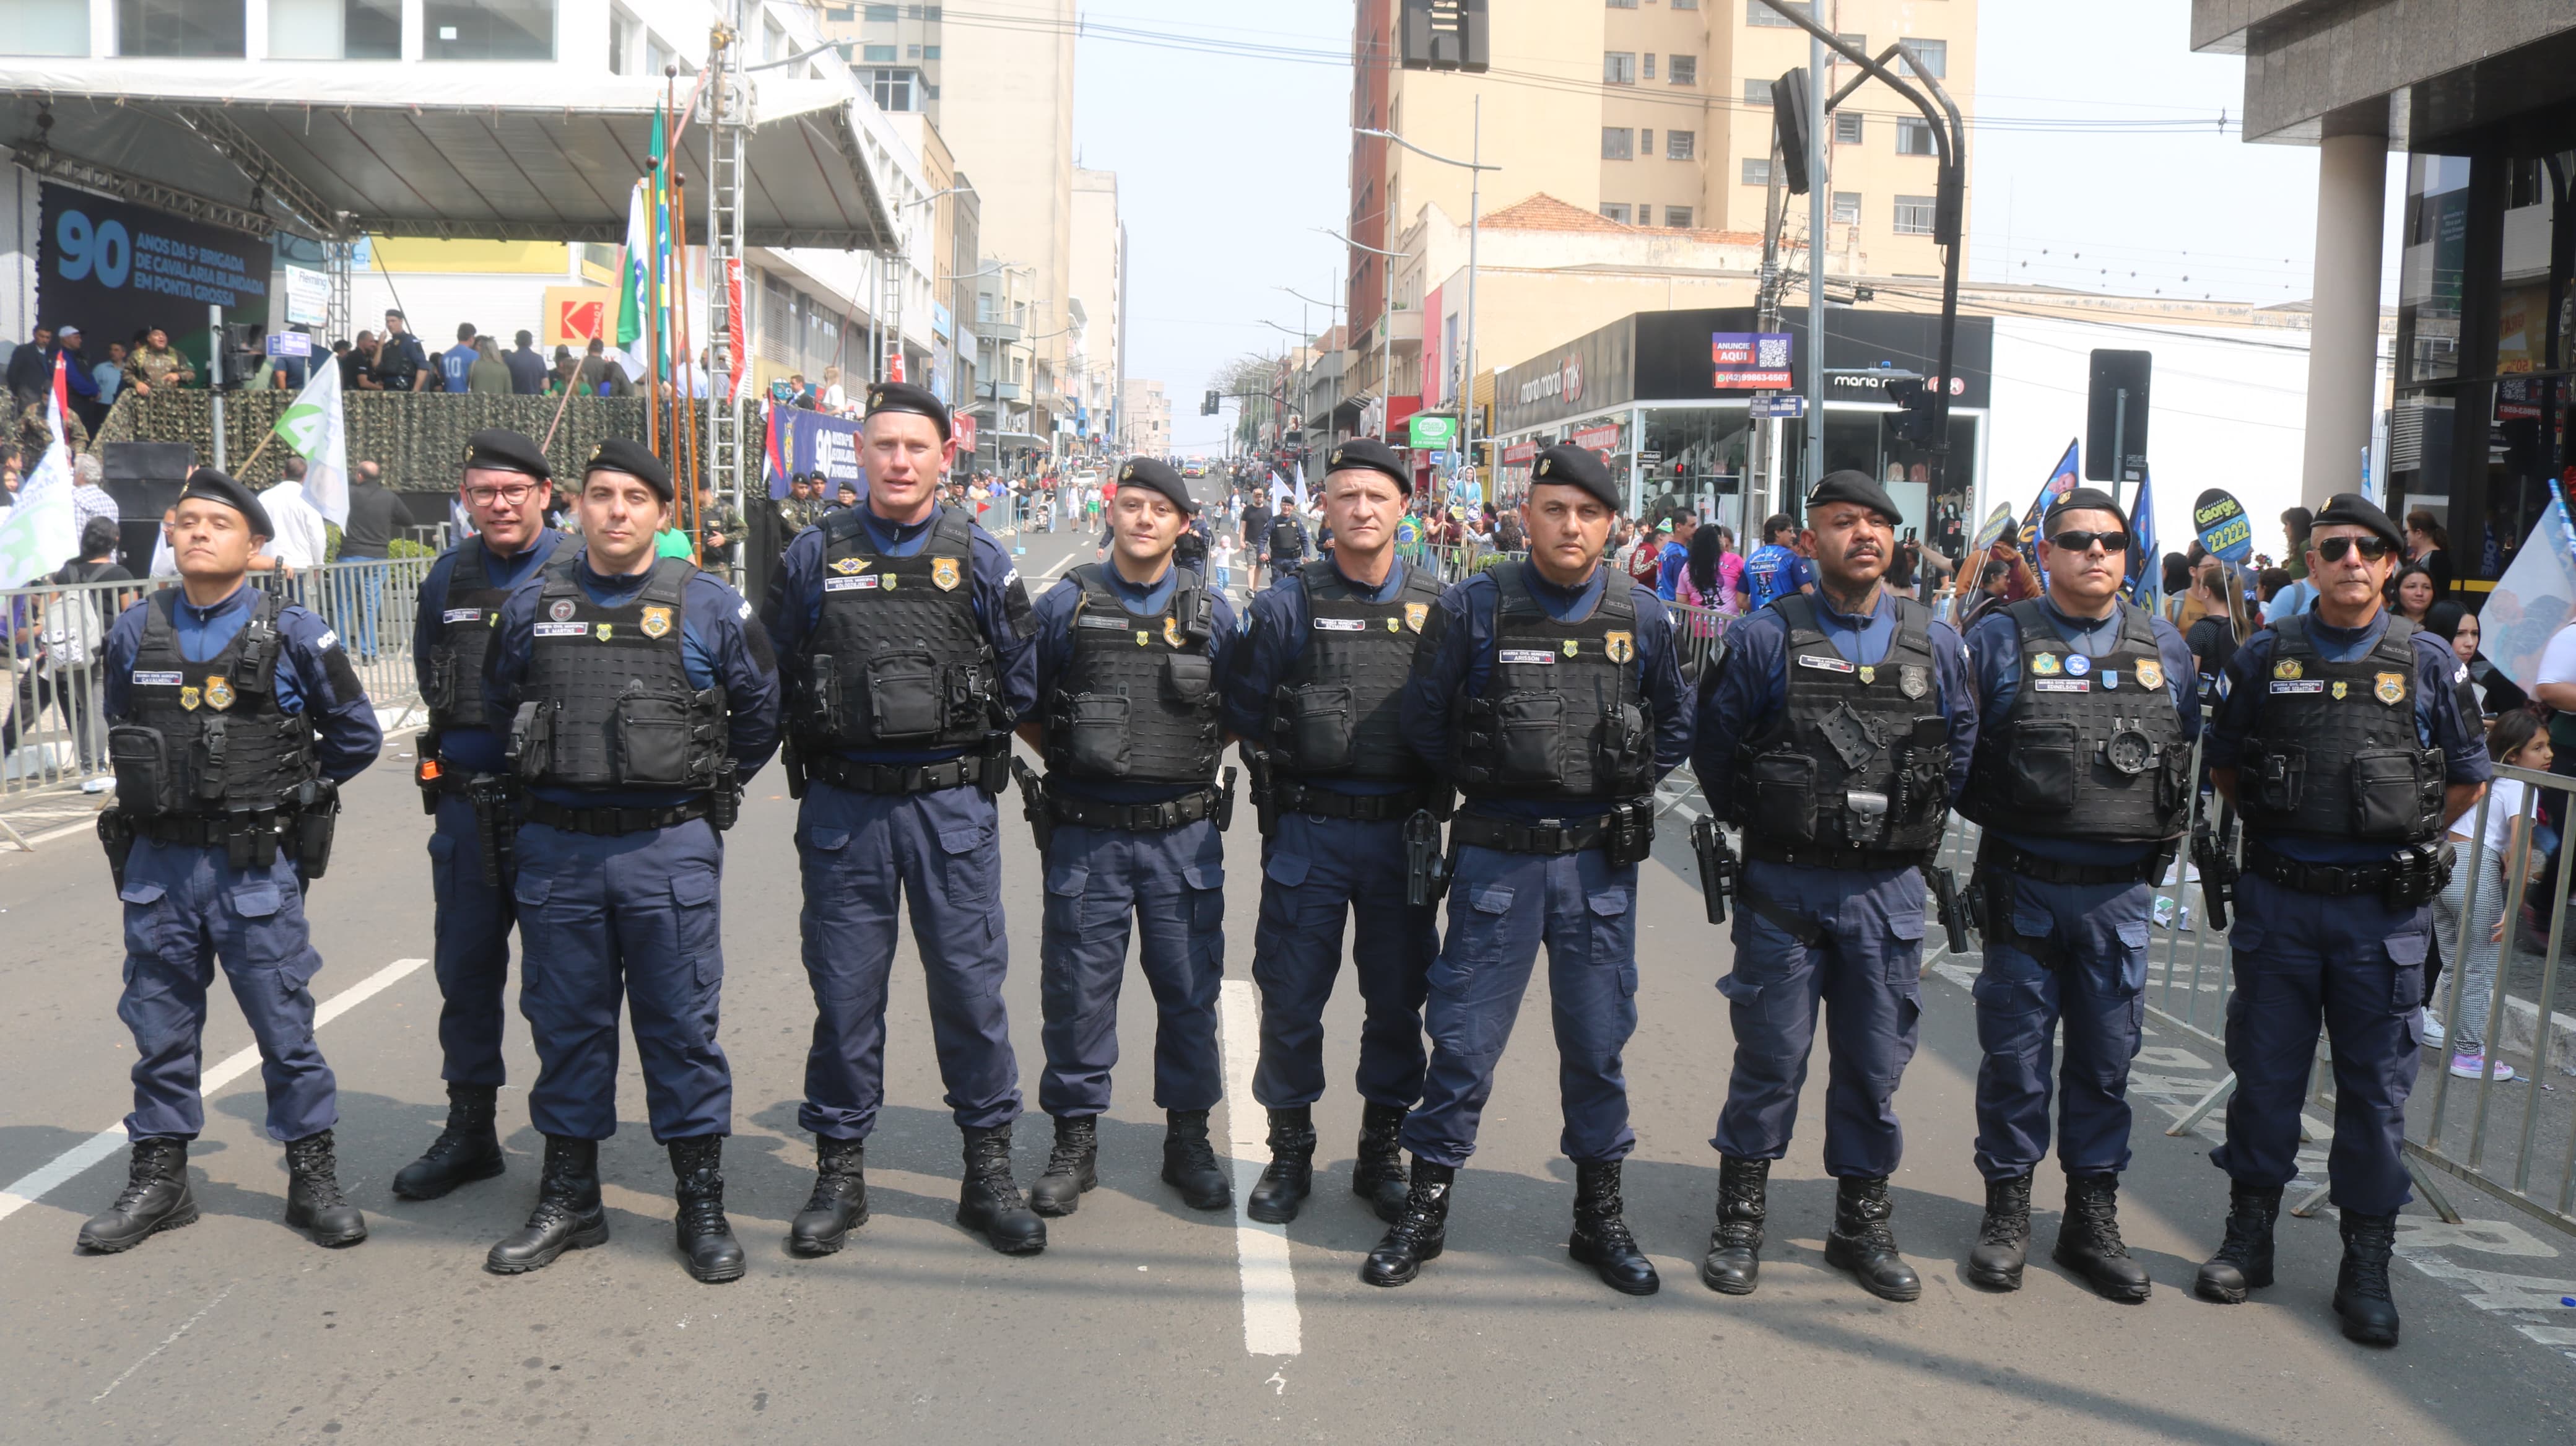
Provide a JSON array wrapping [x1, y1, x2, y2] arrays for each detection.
[[1359, 103, 1498, 509], [1318, 225, 1406, 448]]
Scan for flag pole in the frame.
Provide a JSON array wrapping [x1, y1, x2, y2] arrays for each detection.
[[672, 171, 702, 560], [646, 85, 668, 460]]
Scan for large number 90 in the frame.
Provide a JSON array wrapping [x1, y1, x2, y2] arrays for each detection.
[[56, 210, 132, 288]]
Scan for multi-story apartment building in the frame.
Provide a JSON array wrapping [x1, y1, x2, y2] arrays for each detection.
[[1121, 378, 1170, 457], [1068, 167, 1125, 459]]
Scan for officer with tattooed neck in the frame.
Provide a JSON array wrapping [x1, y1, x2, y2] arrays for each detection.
[[1017, 457, 1242, 1226], [2197, 492, 2487, 1347], [1957, 486, 2198, 1302], [761, 382, 1045, 1258], [481, 438, 780, 1283], [1370, 443, 1692, 1294], [82, 467, 381, 1256], [1692, 470, 1977, 1304], [1223, 437, 1443, 1227]]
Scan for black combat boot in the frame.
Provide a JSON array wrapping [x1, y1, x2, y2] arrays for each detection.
[[1360, 1158, 1454, 1287], [668, 1136, 746, 1283], [1965, 1172, 2034, 1291], [1162, 1108, 1232, 1211], [1697, 1155, 1768, 1296], [76, 1138, 196, 1253], [787, 1135, 868, 1256], [2333, 1211, 2401, 1346], [2194, 1181, 2281, 1304], [486, 1135, 608, 1274], [391, 1082, 506, 1200], [1246, 1107, 1316, 1224], [283, 1130, 369, 1247], [1027, 1115, 1097, 1217], [958, 1123, 1047, 1255], [1352, 1101, 1412, 1224], [1568, 1160, 1660, 1296], [2055, 1172, 2152, 1302], [1822, 1175, 1921, 1302]]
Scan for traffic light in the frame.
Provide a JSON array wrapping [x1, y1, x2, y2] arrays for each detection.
[[1399, 0, 1489, 73], [1203, 390, 1220, 416], [1771, 68, 1813, 196], [1886, 373, 1939, 444]]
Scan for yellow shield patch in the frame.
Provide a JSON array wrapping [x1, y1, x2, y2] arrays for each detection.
[[203, 676, 234, 712], [2331, 681, 2349, 700], [881, 574, 898, 590], [933, 557, 963, 591], [641, 606, 673, 639], [1386, 616, 1403, 632], [1859, 665, 1877, 685], [1605, 631, 1635, 664], [1565, 640, 1581, 657], [2273, 658, 2302, 681], [594, 623, 615, 642], [1404, 603, 1429, 633], [180, 686, 202, 712], [1136, 629, 1151, 647], [1164, 616, 1183, 648], [2136, 660, 2163, 691], [2375, 671, 2407, 705]]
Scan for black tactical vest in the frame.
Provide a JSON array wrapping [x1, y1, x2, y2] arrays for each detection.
[[1731, 593, 1950, 856], [791, 506, 997, 752], [2238, 613, 2443, 843], [510, 555, 728, 792], [111, 588, 316, 817], [1045, 564, 1223, 785], [1269, 515, 1307, 560], [1269, 559, 1442, 781], [1450, 562, 1656, 802], [1959, 599, 2191, 842], [422, 539, 516, 733]]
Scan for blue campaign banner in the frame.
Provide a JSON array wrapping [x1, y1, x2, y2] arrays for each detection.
[[2192, 487, 2253, 563], [763, 404, 866, 500]]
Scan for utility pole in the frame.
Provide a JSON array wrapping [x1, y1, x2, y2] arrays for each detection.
[[1804, 29, 1827, 497]]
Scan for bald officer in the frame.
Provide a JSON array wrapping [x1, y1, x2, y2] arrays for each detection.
[[79, 468, 381, 1255], [481, 438, 780, 1283], [1222, 437, 1443, 1225], [396, 428, 562, 1201]]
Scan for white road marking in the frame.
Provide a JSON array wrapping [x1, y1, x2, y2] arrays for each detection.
[[1217, 978, 1300, 1359], [0, 956, 430, 1226], [92, 1281, 234, 1403]]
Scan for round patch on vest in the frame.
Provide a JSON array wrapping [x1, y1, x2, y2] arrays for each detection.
[[203, 676, 235, 712], [2064, 654, 2092, 677], [2273, 657, 2302, 681], [2031, 653, 2061, 676], [549, 598, 577, 622]]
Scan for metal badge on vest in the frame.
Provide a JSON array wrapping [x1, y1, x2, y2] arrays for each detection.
[[508, 555, 728, 793], [1959, 599, 2190, 843], [1269, 558, 1443, 781], [110, 588, 316, 819], [422, 539, 514, 733], [2237, 614, 2442, 844], [793, 507, 1001, 754], [1450, 562, 1656, 803], [1045, 564, 1223, 785], [1730, 592, 1949, 863]]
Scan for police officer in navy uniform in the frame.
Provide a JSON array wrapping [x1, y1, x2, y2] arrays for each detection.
[[761, 381, 1046, 1257], [1957, 486, 2199, 1301], [481, 438, 781, 1283], [1017, 456, 1241, 1222], [394, 429, 563, 1201], [2196, 492, 2487, 1347], [1692, 470, 1977, 1303], [1223, 437, 1442, 1225], [1372, 443, 1692, 1293], [79, 468, 381, 1254]]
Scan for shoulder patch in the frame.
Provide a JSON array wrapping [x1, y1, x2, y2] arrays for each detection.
[[321, 642, 366, 707]]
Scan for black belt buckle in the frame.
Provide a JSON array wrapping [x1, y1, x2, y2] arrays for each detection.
[[2307, 864, 2349, 895]]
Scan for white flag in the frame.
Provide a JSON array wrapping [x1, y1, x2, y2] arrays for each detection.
[[273, 350, 350, 525], [0, 439, 78, 587], [616, 178, 655, 383]]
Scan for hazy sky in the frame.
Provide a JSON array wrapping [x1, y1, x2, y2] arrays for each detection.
[[1070, 0, 2393, 453]]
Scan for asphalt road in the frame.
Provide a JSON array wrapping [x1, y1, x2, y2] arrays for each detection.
[[3, 505, 2572, 1445]]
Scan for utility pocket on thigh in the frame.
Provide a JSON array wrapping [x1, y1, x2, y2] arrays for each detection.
[[1886, 912, 1928, 987], [2384, 928, 2429, 1016], [230, 880, 291, 967], [1438, 883, 1516, 989], [1262, 850, 1312, 889], [1183, 861, 1225, 943], [2112, 918, 2152, 997], [1586, 887, 1634, 969], [119, 879, 173, 965], [672, 868, 722, 989], [937, 821, 1002, 930], [1044, 861, 1091, 936]]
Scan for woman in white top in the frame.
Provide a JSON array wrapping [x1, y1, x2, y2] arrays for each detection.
[[2431, 709, 2551, 1081], [818, 365, 849, 414]]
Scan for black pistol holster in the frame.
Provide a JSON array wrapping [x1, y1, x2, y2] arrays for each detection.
[[1691, 816, 1736, 925]]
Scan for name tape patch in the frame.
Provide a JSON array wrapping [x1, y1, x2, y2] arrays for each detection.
[[1076, 614, 1128, 630], [2032, 678, 2091, 693], [1499, 648, 1557, 665], [2270, 679, 2326, 695], [132, 670, 183, 687], [1796, 655, 1856, 674], [1313, 617, 1367, 632], [823, 575, 880, 592], [443, 608, 483, 624], [534, 621, 587, 638]]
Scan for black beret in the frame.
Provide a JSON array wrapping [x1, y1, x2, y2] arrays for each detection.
[[2042, 486, 2123, 528], [1323, 437, 1411, 494], [1806, 469, 1903, 526], [864, 380, 951, 441], [1115, 456, 1196, 513], [2311, 492, 2403, 552], [182, 466, 273, 538], [584, 437, 672, 500], [460, 427, 550, 481], [1530, 444, 1620, 512]]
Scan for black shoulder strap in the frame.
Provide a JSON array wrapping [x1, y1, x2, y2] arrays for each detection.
[[1396, 559, 1445, 604], [1772, 591, 1824, 643], [642, 556, 697, 606], [541, 552, 583, 599], [2003, 596, 2052, 648], [239, 590, 284, 696], [450, 538, 492, 593], [928, 503, 977, 554], [1592, 574, 1639, 626], [139, 587, 181, 658], [2273, 612, 2312, 658], [1887, 594, 1934, 656], [1492, 561, 1542, 621], [1069, 562, 1114, 603], [2374, 614, 2422, 667], [820, 505, 872, 555], [2116, 598, 2162, 653]]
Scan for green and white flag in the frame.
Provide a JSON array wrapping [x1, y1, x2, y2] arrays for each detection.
[[0, 439, 77, 588], [274, 347, 349, 525], [613, 175, 654, 384]]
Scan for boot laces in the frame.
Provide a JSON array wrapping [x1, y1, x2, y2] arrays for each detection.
[[1977, 1209, 2028, 1247], [1168, 1129, 1222, 1178], [2214, 1200, 2269, 1265], [111, 1149, 173, 1213], [2072, 1190, 2131, 1258], [1040, 1125, 1092, 1178], [1388, 1184, 1449, 1247], [2344, 1222, 2395, 1296], [677, 1170, 730, 1237], [289, 1138, 350, 1208]]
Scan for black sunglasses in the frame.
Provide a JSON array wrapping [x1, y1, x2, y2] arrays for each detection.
[[2315, 535, 2398, 563], [2048, 529, 2131, 554]]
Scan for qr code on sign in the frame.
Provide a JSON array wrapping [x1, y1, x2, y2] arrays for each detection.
[[1756, 338, 1790, 368]]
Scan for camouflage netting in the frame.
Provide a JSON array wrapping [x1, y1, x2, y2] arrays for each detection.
[[94, 391, 747, 493]]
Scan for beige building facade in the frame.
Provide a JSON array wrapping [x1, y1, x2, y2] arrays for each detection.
[[1069, 167, 1126, 455], [1122, 379, 1172, 458]]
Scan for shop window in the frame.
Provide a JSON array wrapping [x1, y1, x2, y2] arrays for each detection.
[[117, 0, 245, 56]]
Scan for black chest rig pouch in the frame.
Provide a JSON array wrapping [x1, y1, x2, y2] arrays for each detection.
[[1959, 599, 2191, 843], [2239, 614, 2443, 843], [422, 539, 515, 732], [1269, 559, 1441, 781], [793, 506, 999, 751], [510, 555, 728, 792], [1451, 563, 1656, 803], [1046, 564, 1223, 785], [111, 588, 315, 817], [1731, 593, 1949, 856]]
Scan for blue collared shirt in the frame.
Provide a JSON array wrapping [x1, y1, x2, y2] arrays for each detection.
[[1224, 555, 1424, 796], [414, 529, 563, 773], [1032, 560, 1240, 804], [103, 580, 383, 783]]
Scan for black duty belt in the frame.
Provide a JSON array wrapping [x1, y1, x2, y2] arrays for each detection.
[[1450, 810, 1615, 856], [2241, 840, 2420, 897], [807, 751, 982, 796], [135, 811, 290, 846], [1047, 787, 1219, 833], [1976, 835, 2166, 887], [1276, 781, 1430, 823], [1743, 836, 1925, 872], [523, 796, 712, 837]]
